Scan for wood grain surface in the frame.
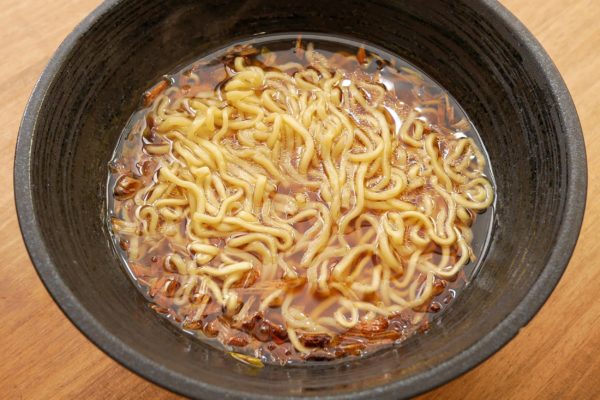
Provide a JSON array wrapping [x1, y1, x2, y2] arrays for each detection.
[[1, 1, 598, 398]]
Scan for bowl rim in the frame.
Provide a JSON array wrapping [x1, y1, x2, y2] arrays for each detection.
[[14, 0, 587, 398]]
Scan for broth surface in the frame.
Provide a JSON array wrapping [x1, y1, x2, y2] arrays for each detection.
[[108, 34, 495, 365]]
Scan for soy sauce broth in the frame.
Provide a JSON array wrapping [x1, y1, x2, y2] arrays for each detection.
[[107, 33, 495, 365]]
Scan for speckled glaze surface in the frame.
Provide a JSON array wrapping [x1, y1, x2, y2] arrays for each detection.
[[14, 0, 586, 399]]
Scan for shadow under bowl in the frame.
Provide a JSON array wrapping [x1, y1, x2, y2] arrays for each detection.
[[15, 0, 586, 398]]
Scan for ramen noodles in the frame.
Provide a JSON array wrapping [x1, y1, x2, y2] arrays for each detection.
[[108, 34, 494, 364]]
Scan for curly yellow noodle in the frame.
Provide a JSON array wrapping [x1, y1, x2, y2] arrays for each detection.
[[111, 41, 495, 358]]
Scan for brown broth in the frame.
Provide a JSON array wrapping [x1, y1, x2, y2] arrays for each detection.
[[107, 33, 495, 365]]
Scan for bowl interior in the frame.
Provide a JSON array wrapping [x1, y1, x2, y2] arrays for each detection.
[[18, 0, 583, 398]]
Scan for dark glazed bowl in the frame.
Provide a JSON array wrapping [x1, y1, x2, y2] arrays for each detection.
[[15, 0, 586, 398]]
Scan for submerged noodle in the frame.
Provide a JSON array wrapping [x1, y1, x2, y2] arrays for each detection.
[[110, 38, 494, 363]]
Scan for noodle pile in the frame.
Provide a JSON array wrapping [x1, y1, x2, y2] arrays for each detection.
[[111, 41, 494, 362]]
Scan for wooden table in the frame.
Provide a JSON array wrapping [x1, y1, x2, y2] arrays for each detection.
[[1, 1, 598, 398]]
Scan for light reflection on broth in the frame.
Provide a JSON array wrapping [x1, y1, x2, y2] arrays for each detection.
[[108, 34, 495, 365]]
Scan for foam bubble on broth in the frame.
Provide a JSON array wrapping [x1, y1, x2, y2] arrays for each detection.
[[107, 34, 495, 365]]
